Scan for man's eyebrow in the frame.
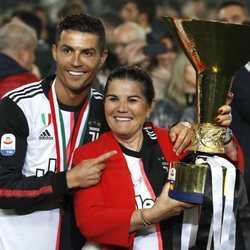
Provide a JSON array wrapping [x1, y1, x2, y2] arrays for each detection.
[[59, 44, 96, 51]]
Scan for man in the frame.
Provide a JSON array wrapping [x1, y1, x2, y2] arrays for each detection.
[[217, 0, 248, 24], [114, 22, 146, 66], [0, 22, 39, 97], [217, 1, 250, 202], [99, 12, 122, 74], [0, 13, 189, 250], [11, 9, 53, 78], [0, 13, 112, 250]]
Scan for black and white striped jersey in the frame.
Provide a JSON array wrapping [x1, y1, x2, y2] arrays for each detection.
[[0, 75, 108, 250]]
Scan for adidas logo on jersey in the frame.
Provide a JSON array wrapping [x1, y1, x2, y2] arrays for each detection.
[[39, 129, 53, 140]]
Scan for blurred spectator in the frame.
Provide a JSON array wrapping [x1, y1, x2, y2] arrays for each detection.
[[150, 50, 196, 128], [34, 5, 56, 46], [156, 2, 180, 18], [154, 33, 178, 93], [181, 0, 216, 19], [149, 95, 182, 129], [217, 0, 249, 23], [11, 9, 53, 78], [99, 11, 122, 75], [11, 10, 42, 38], [140, 31, 179, 128], [57, 0, 87, 21], [0, 22, 39, 97], [100, 12, 123, 52], [114, 22, 146, 66], [147, 32, 178, 100], [166, 52, 197, 124], [120, 0, 157, 34], [0, 14, 9, 28], [217, 1, 250, 203]]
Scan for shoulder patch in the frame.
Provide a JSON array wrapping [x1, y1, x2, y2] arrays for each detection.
[[0, 134, 16, 156]]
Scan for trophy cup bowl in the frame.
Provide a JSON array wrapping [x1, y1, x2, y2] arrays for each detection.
[[161, 16, 250, 203]]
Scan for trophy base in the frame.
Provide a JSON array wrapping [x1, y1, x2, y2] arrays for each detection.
[[169, 189, 204, 204], [168, 162, 209, 204], [188, 123, 226, 154]]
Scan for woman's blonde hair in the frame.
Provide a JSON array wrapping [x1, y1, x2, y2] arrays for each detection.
[[166, 52, 194, 107]]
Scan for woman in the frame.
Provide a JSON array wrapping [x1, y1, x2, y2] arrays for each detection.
[[166, 52, 197, 124], [148, 32, 181, 129], [73, 66, 243, 249]]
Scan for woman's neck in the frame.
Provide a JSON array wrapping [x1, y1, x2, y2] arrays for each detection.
[[115, 132, 144, 152]]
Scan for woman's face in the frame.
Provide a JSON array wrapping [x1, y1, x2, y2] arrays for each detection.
[[104, 79, 153, 140], [156, 38, 177, 68], [184, 64, 196, 93]]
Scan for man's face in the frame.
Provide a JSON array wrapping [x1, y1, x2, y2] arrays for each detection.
[[121, 2, 140, 23], [218, 5, 246, 24], [21, 43, 36, 71], [52, 30, 107, 100]]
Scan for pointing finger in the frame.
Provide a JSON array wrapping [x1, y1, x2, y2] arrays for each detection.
[[93, 150, 117, 165]]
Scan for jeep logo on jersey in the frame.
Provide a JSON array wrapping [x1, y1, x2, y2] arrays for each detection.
[[0, 133, 16, 156], [41, 113, 52, 126]]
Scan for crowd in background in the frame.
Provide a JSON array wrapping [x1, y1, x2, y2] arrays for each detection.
[[0, 0, 250, 194], [0, 1, 249, 121], [0, 0, 231, 125]]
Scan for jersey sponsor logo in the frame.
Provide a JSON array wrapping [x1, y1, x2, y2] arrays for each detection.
[[39, 129, 53, 140], [135, 195, 155, 209], [41, 113, 52, 126], [0, 134, 16, 156]]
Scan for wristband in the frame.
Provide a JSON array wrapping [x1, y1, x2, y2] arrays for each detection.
[[180, 121, 192, 128], [224, 128, 233, 145]]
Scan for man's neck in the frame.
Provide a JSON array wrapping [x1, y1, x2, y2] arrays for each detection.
[[54, 81, 90, 107]]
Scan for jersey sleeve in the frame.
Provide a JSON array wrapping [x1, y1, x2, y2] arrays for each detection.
[[0, 97, 69, 210]]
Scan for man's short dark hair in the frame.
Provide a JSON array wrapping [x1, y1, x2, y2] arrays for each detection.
[[55, 13, 106, 53]]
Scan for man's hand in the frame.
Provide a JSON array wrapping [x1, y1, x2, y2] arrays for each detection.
[[66, 150, 117, 189], [169, 122, 192, 156]]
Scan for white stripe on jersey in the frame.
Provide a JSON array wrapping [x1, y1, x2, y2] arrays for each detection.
[[5, 81, 43, 103], [124, 153, 163, 250], [91, 88, 103, 100]]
